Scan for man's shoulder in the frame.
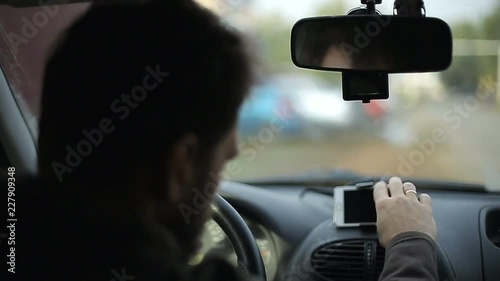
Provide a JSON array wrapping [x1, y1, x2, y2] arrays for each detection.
[[14, 178, 184, 280], [13, 178, 249, 281]]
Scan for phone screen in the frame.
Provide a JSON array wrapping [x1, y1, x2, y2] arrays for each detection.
[[344, 189, 377, 223]]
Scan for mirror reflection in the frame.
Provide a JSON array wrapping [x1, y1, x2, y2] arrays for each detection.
[[292, 16, 453, 72]]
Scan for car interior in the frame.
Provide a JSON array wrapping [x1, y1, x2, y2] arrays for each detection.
[[1, 0, 500, 281]]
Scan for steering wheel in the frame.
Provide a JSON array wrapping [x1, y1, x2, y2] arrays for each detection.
[[211, 194, 267, 280]]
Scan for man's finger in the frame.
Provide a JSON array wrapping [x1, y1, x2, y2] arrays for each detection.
[[373, 181, 389, 203], [388, 176, 404, 197], [403, 182, 418, 200], [419, 193, 432, 207]]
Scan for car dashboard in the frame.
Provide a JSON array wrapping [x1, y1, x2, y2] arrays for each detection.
[[198, 181, 500, 281]]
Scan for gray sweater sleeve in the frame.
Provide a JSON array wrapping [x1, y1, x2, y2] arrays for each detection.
[[379, 231, 439, 281]]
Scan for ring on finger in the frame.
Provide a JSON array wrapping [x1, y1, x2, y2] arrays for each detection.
[[405, 190, 417, 195]]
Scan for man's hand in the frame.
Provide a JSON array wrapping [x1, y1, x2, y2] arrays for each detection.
[[374, 176, 437, 247]]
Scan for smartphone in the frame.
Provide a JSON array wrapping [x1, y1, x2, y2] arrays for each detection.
[[333, 184, 377, 227]]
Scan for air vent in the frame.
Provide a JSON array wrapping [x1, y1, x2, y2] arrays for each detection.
[[310, 239, 386, 281]]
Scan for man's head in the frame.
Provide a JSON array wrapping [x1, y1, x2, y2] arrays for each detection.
[[38, 0, 253, 257]]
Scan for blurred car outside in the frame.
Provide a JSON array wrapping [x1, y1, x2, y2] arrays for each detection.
[[238, 74, 369, 140]]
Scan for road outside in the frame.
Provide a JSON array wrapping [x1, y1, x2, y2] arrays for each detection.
[[227, 95, 500, 192]]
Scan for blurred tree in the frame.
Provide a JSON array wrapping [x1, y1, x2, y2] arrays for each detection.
[[479, 2, 500, 90], [251, 12, 294, 73], [314, 0, 348, 16], [440, 22, 482, 93], [482, 1, 500, 40], [440, 3, 500, 95], [248, 0, 349, 86]]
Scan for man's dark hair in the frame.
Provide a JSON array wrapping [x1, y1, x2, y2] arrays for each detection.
[[38, 0, 254, 196]]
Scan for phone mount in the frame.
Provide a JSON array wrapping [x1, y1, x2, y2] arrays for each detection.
[[342, 72, 388, 103], [394, 0, 426, 17], [341, 0, 426, 103], [361, 0, 382, 14], [347, 0, 382, 16], [342, 0, 387, 103]]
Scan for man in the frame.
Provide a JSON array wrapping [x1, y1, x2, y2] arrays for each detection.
[[16, 0, 437, 281]]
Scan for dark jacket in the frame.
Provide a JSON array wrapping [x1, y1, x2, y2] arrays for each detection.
[[379, 231, 438, 281], [12, 178, 437, 281]]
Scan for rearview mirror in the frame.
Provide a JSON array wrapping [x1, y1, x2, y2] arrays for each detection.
[[291, 16, 453, 73]]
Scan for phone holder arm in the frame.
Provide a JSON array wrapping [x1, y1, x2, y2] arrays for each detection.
[[394, 0, 426, 17], [361, 0, 382, 14]]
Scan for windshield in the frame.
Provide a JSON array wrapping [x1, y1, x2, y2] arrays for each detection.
[[1, 0, 499, 191], [211, 0, 500, 190]]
